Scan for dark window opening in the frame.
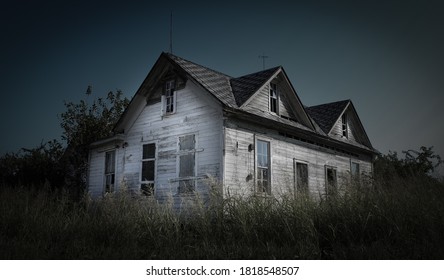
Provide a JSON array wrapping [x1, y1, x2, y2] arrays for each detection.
[[342, 113, 348, 138], [165, 80, 175, 114], [295, 161, 308, 192], [270, 83, 278, 114], [257, 140, 271, 194], [325, 166, 337, 195], [179, 135, 196, 193], [104, 150, 116, 193], [351, 162, 360, 180], [141, 143, 156, 196]]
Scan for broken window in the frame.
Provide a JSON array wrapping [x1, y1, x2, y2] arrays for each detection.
[[325, 165, 337, 195], [104, 150, 116, 193], [294, 161, 308, 193], [164, 80, 176, 114], [342, 113, 348, 138], [141, 143, 156, 196], [270, 83, 278, 114], [179, 134, 196, 193], [256, 140, 271, 194]]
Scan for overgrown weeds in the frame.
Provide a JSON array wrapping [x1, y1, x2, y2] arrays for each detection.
[[1, 175, 444, 259]]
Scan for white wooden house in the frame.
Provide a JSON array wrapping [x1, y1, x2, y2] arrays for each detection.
[[87, 52, 376, 204]]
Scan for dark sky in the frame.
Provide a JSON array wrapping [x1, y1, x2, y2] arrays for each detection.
[[1, 0, 443, 174]]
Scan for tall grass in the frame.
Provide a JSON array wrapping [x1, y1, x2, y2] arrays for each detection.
[[1, 175, 444, 259]]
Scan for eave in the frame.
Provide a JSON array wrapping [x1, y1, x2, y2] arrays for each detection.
[[89, 134, 125, 149], [223, 107, 377, 157]]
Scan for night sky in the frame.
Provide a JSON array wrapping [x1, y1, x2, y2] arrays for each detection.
[[1, 0, 443, 174]]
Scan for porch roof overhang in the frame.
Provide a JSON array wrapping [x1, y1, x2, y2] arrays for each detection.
[[89, 134, 125, 150]]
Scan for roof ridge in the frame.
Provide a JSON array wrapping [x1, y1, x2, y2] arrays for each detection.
[[164, 52, 232, 78], [164, 52, 238, 108], [233, 66, 281, 79], [307, 99, 350, 109]]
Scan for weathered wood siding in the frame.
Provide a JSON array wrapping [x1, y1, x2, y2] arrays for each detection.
[[329, 107, 370, 147], [88, 145, 124, 197], [223, 118, 373, 198], [247, 84, 270, 113], [246, 75, 294, 117], [87, 149, 106, 197], [244, 72, 306, 124], [88, 80, 224, 204]]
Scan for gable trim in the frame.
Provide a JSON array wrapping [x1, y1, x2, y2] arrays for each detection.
[[240, 67, 315, 131], [327, 101, 351, 135], [239, 67, 281, 109]]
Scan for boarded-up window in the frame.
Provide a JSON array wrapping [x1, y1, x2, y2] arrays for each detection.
[[256, 140, 271, 194], [141, 143, 156, 196], [179, 135, 195, 193], [270, 83, 278, 114], [325, 165, 337, 195], [104, 150, 115, 193], [294, 161, 308, 192]]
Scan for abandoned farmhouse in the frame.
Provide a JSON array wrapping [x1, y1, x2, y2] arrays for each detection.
[[87, 52, 377, 203]]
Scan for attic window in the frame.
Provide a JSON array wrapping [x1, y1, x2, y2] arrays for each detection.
[[342, 113, 348, 138], [269, 83, 278, 114], [164, 80, 176, 115]]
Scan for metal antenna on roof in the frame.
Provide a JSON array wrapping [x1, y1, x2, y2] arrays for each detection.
[[169, 11, 173, 54], [258, 54, 269, 70]]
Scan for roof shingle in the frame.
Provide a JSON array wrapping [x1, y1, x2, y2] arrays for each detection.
[[166, 53, 238, 107], [230, 67, 280, 106], [306, 100, 350, 134]]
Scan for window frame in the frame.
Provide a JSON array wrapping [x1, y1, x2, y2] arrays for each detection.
[[163, 79, 176, 115], [342, 113, 348, 138], [351, 161, 360, 181], [104, 150, 116, 194], [256, 139, 271, 195], [269, 83, 279, 115], [325, 165, 338, 196], [294, 159, 309, 193], [177, 134, 197, 194], [141, 142, 157, 196]]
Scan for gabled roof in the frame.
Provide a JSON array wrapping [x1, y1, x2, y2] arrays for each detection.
[[306, 100, 350, 134], [306, 99, 373, 149], [230, 66, 281, 106], [112, 52, 375, 154], [165, 53, 238, 107]]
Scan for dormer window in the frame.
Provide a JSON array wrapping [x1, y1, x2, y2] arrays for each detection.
[[269, 83, 278, 114], [164, 80, 176, 115], [342, 113, 348, 138]]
